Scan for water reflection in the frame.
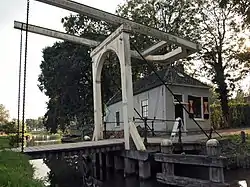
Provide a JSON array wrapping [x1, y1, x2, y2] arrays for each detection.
[[26, 135, 61, 147], [225, 169, 250, 187], [30, 158, 250, 187], [30, 159, 50, 186]]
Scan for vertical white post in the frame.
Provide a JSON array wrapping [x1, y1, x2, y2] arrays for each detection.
[[92, 60, 103, 141], [119, 32, 134, 150]]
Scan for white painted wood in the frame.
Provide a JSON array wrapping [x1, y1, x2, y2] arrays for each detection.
[[34, 0, 201, 51], [14, 21, 143, 59], [11, 139, 124, 153], [90, 24, 131, 57], [170, 117, 182, 142], [14, 21, 99, 47], [130, 122, 146, 151], [119, 31, 134, 150], [145, 47, 186, 63], [141, 41, 168, 56], [14, 21, 194, 64], [92, 56, 104, 141], [91, 28, 145, 150]]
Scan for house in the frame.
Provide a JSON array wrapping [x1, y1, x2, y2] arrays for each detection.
[[104, 66, 211, 134]]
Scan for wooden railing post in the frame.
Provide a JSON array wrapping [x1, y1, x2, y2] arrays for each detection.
[[151, 119, 155, 136], [161, 139, 174, 175], [104, 122, 107, 139], [206, 139, 224, 183], [143, 117, 148, 145]]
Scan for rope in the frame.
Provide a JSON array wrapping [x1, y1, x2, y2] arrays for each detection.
[[21, 0, 30, 152], [131, 43, 209, 139], [17, 25, 23, 145]]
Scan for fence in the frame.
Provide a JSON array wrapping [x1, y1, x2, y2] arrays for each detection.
[[155, 139, 228, 186], [103, 118, 184, 144]]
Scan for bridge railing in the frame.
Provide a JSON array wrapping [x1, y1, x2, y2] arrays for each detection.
[[103, 118, 184, 141]]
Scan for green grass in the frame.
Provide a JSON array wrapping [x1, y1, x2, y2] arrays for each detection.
[[0, 136, 10, 149], [0, 151, 45, 187], [218, 134, 250, 156]]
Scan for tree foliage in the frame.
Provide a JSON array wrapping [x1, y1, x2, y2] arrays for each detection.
[[0, 104, 9, 125], [39, 0, 197, 133], [0, 121, 17, 134], [25, 117, 44, 131], [188, 0, 250, 127], [219, 0, 250, 26], [39, 0, 250, 132]]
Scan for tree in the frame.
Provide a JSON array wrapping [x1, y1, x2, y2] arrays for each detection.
[[0, 121, 17, 134], [219, 0, 250, 26], [39, 41, 94, 133], [39, 0, 202, 133], [39, 0, 250, 132], [26, 117, 44, 131], [187, 0, 250, 127], [0, 104, 9, 125]]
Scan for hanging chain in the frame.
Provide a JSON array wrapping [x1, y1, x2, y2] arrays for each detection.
[[17, 25, 23, 145], [21, 0, 30, 152]]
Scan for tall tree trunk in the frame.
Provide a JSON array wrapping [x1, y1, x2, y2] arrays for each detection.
[[214, 58, 231, 128]]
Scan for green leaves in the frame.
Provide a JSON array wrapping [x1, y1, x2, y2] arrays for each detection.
[[0, 151, 45, 187], [39, 0, 250, 131], [0, 104, 9, 125]]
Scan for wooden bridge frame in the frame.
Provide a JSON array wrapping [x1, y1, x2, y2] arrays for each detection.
[[14, 0, 201, 151]]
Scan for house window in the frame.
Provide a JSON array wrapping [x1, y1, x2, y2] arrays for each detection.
[[173, 94, 183, 103], [188, 96, 202, 119], [141, 99, 148, 118], [115, 111, 120, 127]]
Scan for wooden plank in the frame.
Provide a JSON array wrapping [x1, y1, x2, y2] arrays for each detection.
[[145, 47, 185, 62], [14, 21, 144, 60], [34, 0, 201, 51], [14, 21, 99, 47], [154, 153, 225, 167], [90, 24, 131, 57], [14, 21, 191, 64], [141, 41, 168, 56], [119, 150, 151, 161], [157, 173, 229, 187], [22, 139, 124, 154]]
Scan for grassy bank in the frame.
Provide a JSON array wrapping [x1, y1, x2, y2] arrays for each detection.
[[0, 151, 45, 187], [0, 136, 10, 149], [218, 134, 250, 156]]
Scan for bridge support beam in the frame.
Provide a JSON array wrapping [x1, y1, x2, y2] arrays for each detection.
[[91, 24, 145, 151], [124, 158, 136, 176], [139, 160, 151, 179], [114, 156, 124, 171]]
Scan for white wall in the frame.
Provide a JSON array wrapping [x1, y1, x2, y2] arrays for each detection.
[[105, 85, 167, 131], [105, 84, 211, 132]]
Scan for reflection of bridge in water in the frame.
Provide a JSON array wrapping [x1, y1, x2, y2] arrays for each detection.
[[12, 133, 228, 187]]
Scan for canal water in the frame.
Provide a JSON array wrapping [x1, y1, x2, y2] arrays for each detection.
[[30, 157, 250, 187], [28, 138, 250, 187]]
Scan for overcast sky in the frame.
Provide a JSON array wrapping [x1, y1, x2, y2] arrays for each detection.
[[0, 0, 249, 120], [0, 0, 124, 119]]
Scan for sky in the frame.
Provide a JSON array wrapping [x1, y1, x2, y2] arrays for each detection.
[[0, 0, 124, 119], [0, 0, 249, 120]]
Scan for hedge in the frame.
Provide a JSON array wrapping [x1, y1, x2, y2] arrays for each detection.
[[211, 103, 250, 129]]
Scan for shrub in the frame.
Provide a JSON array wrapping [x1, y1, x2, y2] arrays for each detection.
[[0, 151, 44, 187], [211, 103, 250, 129]]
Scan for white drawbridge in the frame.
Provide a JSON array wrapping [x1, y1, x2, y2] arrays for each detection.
[[14, 0, 201, 151]]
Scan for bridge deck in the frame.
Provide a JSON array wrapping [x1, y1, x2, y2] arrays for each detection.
[[11, 139, 124, 154], [11, 133, 212, 154]]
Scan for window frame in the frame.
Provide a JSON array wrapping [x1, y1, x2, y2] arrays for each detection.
[[141, 99, 149, 118], [115, 111, 120, 127], [173, 93, 185, 105], [188, 95, 204, 120]]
